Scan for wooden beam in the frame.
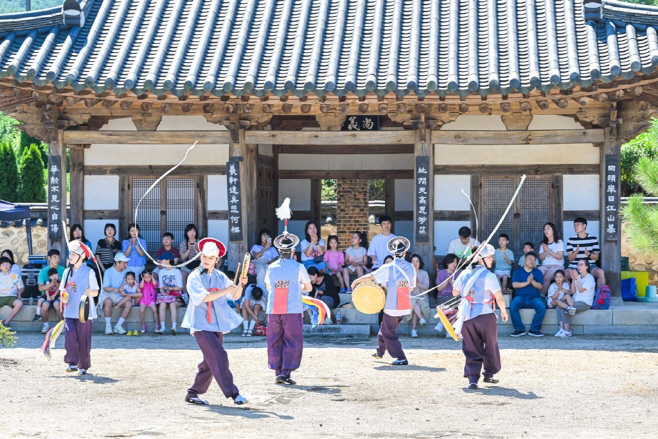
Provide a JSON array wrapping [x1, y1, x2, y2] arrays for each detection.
[[433, 210, 472, 221], [414, 123, 434, 275], [85, 210, 120, 220], [85, 165, 226, 176], [600, 127, 621, 297], [276, 144, 413, 154], [562, 210, 599, 221], [63, 130, 231, 145], [278, 170, 413, 179], [385, 179, 395, 219], [198, 176, 208, 237], [207, 210, 228, 220], [244, 130, 415, 145], [430, 129, 604, 145], [434, 164, 599, 175], [69, 147, 85, 225], [311, 179, 322, 227], [48, 131, 67, 256], [471, 175, 481, 236], [553, 175, 564, 238]]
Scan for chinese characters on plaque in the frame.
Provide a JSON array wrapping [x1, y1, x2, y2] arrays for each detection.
[[604, 154, 620, 241], [341, 115, 380, 131], [415, 156, 430, 242], [47, 156, 62, 240], [226, 157, 243, 241]]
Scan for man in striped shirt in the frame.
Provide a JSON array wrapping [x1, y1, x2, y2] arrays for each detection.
[[565, 217, 606, 290]]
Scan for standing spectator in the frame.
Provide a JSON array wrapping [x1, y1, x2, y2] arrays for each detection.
[[122, 223, 147, 278], [510, 252, 546, 337], [368, 215, 396, 269], [323, 235, 346, 292], [1, 249, 22, 277], [94, 223, 122, 274], [33, 249, 65, 326], [343, 231, 368, 293], [157, 253, 183, 335], [494, 234, 514, 293], [565, 217, 605, 290], [518, 242, 535, 267], [307, 266, 340, 311], [250, 229, 279, 287], [435, 254, 462, 304], [556, 260, 596, 337], [156, 232, 181, 265], [405, 254, 430, 338], [0, 256, 24, 327], [138, 269, 159, 334], [101, 253, 130, 335], [446, 226, 480, 258], [179, 224, 201, 293], [538, 222, 565, 296], [241, 284, 267, 336], [300, 221, 327, 271]]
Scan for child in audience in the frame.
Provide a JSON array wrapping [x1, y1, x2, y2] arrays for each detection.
[[343, 231, 368, 293], [157, 253, 183, 335], [36, 268, 62, 333], [518, 242, 535, 267], [323, 235, 346, 292], [547, 270, 576, 319], [139, 269, 159, 334], [114, 271, 141, 311], [494, 234, 514, 293], [241, 284, 267, 336]]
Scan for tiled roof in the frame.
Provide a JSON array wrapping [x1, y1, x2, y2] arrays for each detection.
[[0, 0, 657, 98]]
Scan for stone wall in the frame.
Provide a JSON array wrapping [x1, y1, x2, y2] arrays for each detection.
[[0, 226, 48, 265], [336, 179, 370, 249]]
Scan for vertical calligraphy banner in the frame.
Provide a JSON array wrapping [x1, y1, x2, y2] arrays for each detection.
[[415, 156, 430, 242], [47, 156, 62, 240], [226, 157, 243, 241], [604, 154, 620, 241]]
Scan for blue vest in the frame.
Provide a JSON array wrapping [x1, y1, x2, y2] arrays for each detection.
[[373, 259, 417, 312], [459, 266, 496, 319], [265, 258, 305, 314], [182, 268, 243, 333], [63, 265, 97, 320]]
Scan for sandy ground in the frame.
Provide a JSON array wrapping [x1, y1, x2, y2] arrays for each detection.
[[0, 332, 657, 439]]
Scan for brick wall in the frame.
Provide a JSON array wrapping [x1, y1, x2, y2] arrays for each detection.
[[336, 179, 370, 249]]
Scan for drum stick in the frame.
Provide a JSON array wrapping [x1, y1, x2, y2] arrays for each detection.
[[233, 263, 240, 285]]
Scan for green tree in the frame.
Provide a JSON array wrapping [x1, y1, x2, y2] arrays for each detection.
[[0, 140, 19, 201], [620, 118, 658, 196], [621, 156, 658, 256], [18, 143, 46, 202]]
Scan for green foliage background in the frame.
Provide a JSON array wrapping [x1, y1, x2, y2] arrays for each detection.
[[0, 140, 19, 201], [18, 144, 46, 202]]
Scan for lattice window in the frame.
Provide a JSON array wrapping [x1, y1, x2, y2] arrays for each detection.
[[132, 178, 161, 252], [167, 178, 196, 246], [483, 178, 515, 249], [520, 178, 551, 255]]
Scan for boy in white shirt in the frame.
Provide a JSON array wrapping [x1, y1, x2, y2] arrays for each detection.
[[367, 216, 396, 269], [157, 252, 183, 335], [447, 226, 480, 258]]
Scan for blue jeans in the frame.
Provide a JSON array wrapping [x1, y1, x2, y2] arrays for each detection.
[[509, 296, 546, 332]]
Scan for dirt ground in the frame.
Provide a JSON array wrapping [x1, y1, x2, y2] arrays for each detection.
[[0, 332, 656, 439]]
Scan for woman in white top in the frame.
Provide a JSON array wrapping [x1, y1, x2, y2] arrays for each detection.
[[250, 229, 280, 286], [556, 260, 595, 337], [300, 221, 327, 272], [538, 222, 565, 297], [1, 249, 21, 277], [404, 254, 430, 338]]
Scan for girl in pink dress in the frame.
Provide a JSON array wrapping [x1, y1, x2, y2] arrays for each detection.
[[139, 270, 159, 333], [323, 235, 346, 292]]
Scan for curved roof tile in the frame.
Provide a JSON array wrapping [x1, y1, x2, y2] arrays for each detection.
[[0, 0, 657, 97]]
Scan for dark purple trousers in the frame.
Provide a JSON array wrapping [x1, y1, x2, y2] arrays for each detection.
[[376, 313, 406, 360], [461, 313, 501, 383], [64, 318, 92, 370], [267, 313, 303, 377], [187, 331, 239, 400]]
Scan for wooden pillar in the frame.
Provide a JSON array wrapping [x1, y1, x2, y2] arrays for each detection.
[[228, 128, 258, 271], [48, 130, 68, 255], [600, 127, 621, 297], [69, 147, 85, 226], [311, 179, 322, 227], [414, 123, 434, 272], [385, 178, 395, 220]]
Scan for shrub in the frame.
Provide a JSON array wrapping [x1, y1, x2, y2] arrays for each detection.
[[18, 143, 46, 202]]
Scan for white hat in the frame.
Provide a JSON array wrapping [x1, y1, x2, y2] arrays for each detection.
[[114, 252, 130, 262], [198, 238, 226, 258], [477, 244, 496, 259], [68, 240, 92, 258]]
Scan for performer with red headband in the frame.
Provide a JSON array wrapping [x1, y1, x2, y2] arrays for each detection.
[[452, 244, 508, 389], [59, 241, 99, 376], [182, 237, 248, 406], [264, 199, 313, 385]]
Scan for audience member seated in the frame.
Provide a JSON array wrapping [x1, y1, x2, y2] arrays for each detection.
[[114, 271, 142, 320], [102, 252, 130, 335], [122, 223, 147, 278], [307, 266, 340, 310], [367, 215, 396, 269], [157, 253, 183, 335], [510, 252, 545, 337], [251, 228, 279, 286], [565, 217, 605, 290], [405, 254, 430, 338], [241, 284, 267, 337], [0, 256, 24, 327], [300, 221, 327, 271], [435, 254, 462, 305], [538, 222, 565, 297], [138, 269, 159, 334], [95, 223, 122, 275], [156, 232, 181, 265], [447, 226, 480, 258], [518, 242, 535, 267], [547, 269, 575, 336], [323, 235, 346, 292], [343, 231, 368, 293], [494, 234, 514, 293], [33, 249, 65, 331], [1, 249, 22, 277], [555, 260, 596, 338]]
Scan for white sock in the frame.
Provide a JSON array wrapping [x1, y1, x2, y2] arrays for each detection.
[[105, 317, 111, 326], [160, 323, 166, 331], [249, 320, 256, 330], [243, 321, 249, 330], [172, 322, 177, 330], [117, 317, 125, 326], [36, 307, 41, 316]]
